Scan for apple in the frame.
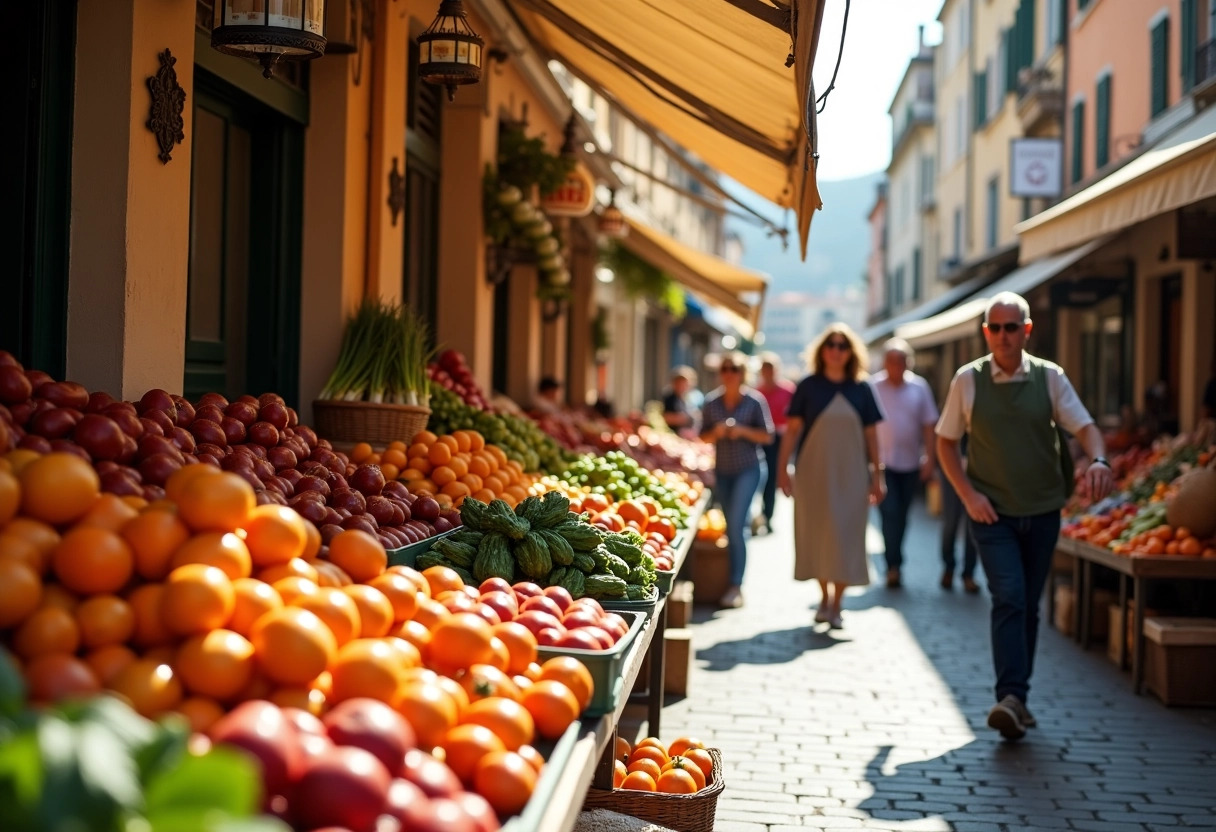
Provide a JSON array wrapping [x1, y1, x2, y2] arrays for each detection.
[[209, 700, 303, 801], [323, 698, 416, 774], [290, 745, 391, 832]]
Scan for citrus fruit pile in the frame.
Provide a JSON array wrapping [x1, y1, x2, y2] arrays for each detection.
[[0, 451, 598, 825], [612, 735, 717, 794]]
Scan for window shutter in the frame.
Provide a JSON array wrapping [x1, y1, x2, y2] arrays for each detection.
[[912, 248, 922, 301], [1071, 99, 1085, 185], [1023, 0, 1037, 68], [1181, 0, 1196, 90], [1096, 76, 1110, 169], [1151, 18, 1169, 117], [975, 70, 988, 128], [1005, 29, 1018, 94]]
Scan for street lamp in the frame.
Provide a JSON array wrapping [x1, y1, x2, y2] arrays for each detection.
[[416, 0, 485, 102], [211, 0, 328, 79]]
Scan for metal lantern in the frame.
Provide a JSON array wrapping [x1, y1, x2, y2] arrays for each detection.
[[212, 0, 327, 79], [417, 0, 484, 102], [598, 190, 628, 239], [541, 116, 596, 218]]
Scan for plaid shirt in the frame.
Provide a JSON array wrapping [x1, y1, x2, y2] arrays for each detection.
[[701, 388, 774, 474]]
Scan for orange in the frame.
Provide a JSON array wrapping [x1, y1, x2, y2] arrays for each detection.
[[620, 770, 657, 791], [447, 457, 469, 480], [614, 735, 632, 762], [269, 686, 326, 716], [160, 564, 236, 636], [35, 585, 77, 612], [109, 659, 183, 717], [412, 430, 438, 446], [228, 578, 283, 637], [439, 723, 506, 786], [52, 527, 135, 595], [628, 745, 669, 768], [0, 557, 42, 628], [465, 431, 485, 452], [13, 606, 80, 659], [175, 628, 256, 701], [170, 531, 252, 580], [392, 619, 432, 654], [388, 564, 430, 597], [4, 448, 42, 475], [165, 464, 219, 503], [635, 737, 666, 751], [458, 664, 521, 705], [656, 768, 698, 794], [667, 736, 705, 758], [242, 504, 308, 567], [125, 583, 171, 648], [328, 638, 407, 705], [0, 533, 45, 574], [520, 679, 580, 739], [75, 594, 136, 648], [536, 656, 594, 712], [682, 747, 714, 780], [431, 466, 457, 488], [663, 756, 707, 790], [24, 654, 101, 703], [381, 448, 407, 469], [342, 584, 394, 638], [20, 453, 100, 525], [301, 521, 322, 561], [256, 556, 318, 585], [627, 757, 663, 781], [311, 560, 353, 588], [421, 565, 464, 597], [122, 508, 191, 580], [462, 696, 534, 752], [427, 443, 452, 466], [84, 644, 137, 684], [326, 530, 386, 583], [613, 759, 628, 788], [350, 442, 374, 463], [4, 518, 60, 560], [176, 696, 226, 733], [368, 572, 420, 623], [272, 575, 320, 605], [410, 597, 449, 631], [76, 493, 140, 533], [0, 470, 18, 526], [249, 606, 337, 687], [425, 613, 494, 675], [381, 635, 423, 669], [176, 471, 255, 532], [473, 750, 536, 815], [395, 680, 459, 750], [294, 587, 362, 646], [491, 622, 538, 675]]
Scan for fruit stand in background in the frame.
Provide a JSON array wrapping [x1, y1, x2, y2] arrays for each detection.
[[0, 349, 715, 831], [1054, 423, 1216, 703]]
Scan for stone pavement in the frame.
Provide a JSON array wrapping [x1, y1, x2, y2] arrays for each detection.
[[656, 497, 1216, 832]]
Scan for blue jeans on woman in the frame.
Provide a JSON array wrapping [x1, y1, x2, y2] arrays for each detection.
[[715, 464, 764, 587], [971, 511, 1061, 704]]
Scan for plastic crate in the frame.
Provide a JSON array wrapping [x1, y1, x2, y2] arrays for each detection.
[[537, 610, 646, 716], [386, 527, 459, 568], [600, 585, 660, 619]]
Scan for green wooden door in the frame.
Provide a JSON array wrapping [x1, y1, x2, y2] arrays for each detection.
[[185, 72, 302, 405]]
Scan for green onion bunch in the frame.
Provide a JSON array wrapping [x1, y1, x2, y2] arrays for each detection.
[[320, 300, 434, 406]]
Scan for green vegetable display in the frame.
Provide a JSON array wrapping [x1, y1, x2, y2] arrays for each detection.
[[427, 385, 574, 474], [560, 452, 689, 524]]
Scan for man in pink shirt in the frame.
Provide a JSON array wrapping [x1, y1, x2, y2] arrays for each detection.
[[754, 353, 797, 534]]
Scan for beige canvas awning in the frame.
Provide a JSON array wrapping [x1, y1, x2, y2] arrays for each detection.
[[1016, 106, 1216, 262], [621, 217, 768, 338], [511, 0, 827, 257]]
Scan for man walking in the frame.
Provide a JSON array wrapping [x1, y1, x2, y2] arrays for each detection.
[[937, 292, 1113, 740], [871, 339, 939, 588], [754, 353, 796, 535]]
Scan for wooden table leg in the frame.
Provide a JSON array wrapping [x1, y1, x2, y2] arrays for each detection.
[[1133, 577, 1146, 695], [592, 728, 617, 789], [646, 604, 668, 737], [1118, 575, 1128, 670], [1072, 554, 1083, 642], [1079, 560, 1093, 648]]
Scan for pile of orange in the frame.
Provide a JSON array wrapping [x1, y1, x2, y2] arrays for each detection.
[[385, 430, 538, 509], [0, 451, 597, 818], [612, 735, 715, 794]]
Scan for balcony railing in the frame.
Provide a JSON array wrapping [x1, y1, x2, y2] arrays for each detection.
[[1197, 38, 1216, 88], [1016, 65, 1063, 133]]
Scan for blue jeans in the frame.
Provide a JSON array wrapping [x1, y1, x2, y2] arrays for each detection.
[[940, 475, 977, 578], [878, 468, 920, 572], [971, 511, 1061, 704], [715, 464, 763, 587], [760, 435, 781, 522]]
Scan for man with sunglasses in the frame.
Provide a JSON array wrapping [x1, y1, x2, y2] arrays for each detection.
[[936, 292, 1114, 741]]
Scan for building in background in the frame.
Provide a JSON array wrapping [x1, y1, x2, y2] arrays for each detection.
[[865, 181, 889, 325], [760, 289, 865, 379]]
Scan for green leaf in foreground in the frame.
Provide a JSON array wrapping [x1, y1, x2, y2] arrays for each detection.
[[143, 747, 261, 819]]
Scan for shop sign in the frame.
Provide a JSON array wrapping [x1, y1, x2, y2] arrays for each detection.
[[1010, 138, 1062, 198]]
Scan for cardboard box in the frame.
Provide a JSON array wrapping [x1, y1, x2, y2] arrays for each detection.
[[666, 581, 694, 629], [1053, 584, 1075, 635], [663, 629, 693, 696], [1107, 604, 1125, 666], [1144, 618, 1216, 707], [690, 538, 730, 605], [1052, 584, 1113, 641]]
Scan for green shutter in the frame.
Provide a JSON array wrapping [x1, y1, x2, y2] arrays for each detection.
[[1151, 17, 1169, 117], [975, 70, 988, 129], [1181, 0, 1196, 90], [1005, 29, 1017, 94], [1096, 75, 1110, 169], [1071, 99, 1085, 184], [1078, 0, 1090, 9], [1023, 0, 1037, 68]]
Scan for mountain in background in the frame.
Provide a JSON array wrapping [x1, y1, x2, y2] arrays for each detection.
[[726, 171, 884, 295]]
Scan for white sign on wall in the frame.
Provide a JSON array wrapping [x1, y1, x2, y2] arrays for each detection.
[[1010, 138, 1063, 198]]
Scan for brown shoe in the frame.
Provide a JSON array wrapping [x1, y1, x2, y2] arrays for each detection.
[[885, 570, 902, 589], [940, 570, 954, 590], [963, 577, 981, 594]]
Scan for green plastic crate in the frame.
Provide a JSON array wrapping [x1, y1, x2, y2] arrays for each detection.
[[536, 610, 645, 717], [600, 584, 659, 619], [385, 526, 459, 567]]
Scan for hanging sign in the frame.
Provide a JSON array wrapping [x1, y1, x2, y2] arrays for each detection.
[[1010, 138, 1063, 198], [540, 163, 596, 217]]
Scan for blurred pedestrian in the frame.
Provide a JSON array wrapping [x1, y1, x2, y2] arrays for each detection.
[[530, 377, 563, 415], [939, 446, 979, 593], [937, 291, 1114, 741], [870, 339, 939, 588], [662, 367, 698, 437], [700, 351, 774, 609], [777, 324, 885, 629], [754, 352, 797, 535]]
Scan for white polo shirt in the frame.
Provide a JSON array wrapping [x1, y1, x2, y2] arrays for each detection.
[[871, 370, 939, 472], [936, 353, 1094, 441]]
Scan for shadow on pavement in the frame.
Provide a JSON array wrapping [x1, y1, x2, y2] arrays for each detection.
[[694, 625, 846, 671]]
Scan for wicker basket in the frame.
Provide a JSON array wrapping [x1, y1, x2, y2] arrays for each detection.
[[312, 400, 430, 447], [581, 748, 724, 832]]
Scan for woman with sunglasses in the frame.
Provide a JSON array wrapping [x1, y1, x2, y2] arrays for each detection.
[[776, 324, 885, 629], [699, 351, 775, 608]]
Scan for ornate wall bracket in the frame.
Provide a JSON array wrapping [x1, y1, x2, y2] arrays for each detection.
[[388, 158, 406, 226], [146, 49, 186, 164], [486, 243, 534, 286], [541, 296, 569, 323]]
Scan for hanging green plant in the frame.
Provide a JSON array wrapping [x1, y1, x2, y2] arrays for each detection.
[[600, 240, 686, 319], [591, 307, 611, 353], [496, 122, 576, 196]]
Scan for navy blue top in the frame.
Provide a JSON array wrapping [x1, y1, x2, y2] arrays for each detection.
[[701, 388, 774, 475], [787, 375, 883, 457]]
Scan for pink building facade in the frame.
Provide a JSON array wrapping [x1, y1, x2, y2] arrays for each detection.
[[865, 182, 889, 325]]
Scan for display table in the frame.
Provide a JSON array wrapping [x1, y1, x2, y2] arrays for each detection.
[[1055, 538, 1216, 694]]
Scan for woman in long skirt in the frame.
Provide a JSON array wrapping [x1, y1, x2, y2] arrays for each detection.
[[776, 325, 886, 628]]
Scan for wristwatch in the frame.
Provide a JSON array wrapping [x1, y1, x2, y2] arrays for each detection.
[[1091, 457, 1110, 468]]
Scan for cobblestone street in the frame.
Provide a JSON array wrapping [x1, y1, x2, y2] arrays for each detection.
[[658, 498, 1216, 832]]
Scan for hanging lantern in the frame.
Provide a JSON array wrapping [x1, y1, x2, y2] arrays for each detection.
[[541, 116, 597, 218], [212, 0, 328, 79], [416, 0, 484, 102], [598, 190, 628, 239]]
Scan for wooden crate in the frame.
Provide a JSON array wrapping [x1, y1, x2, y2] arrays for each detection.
[[667, 581, 694, 629], [689, 539, 730, 605], [1144, 618, 1216, 707]]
